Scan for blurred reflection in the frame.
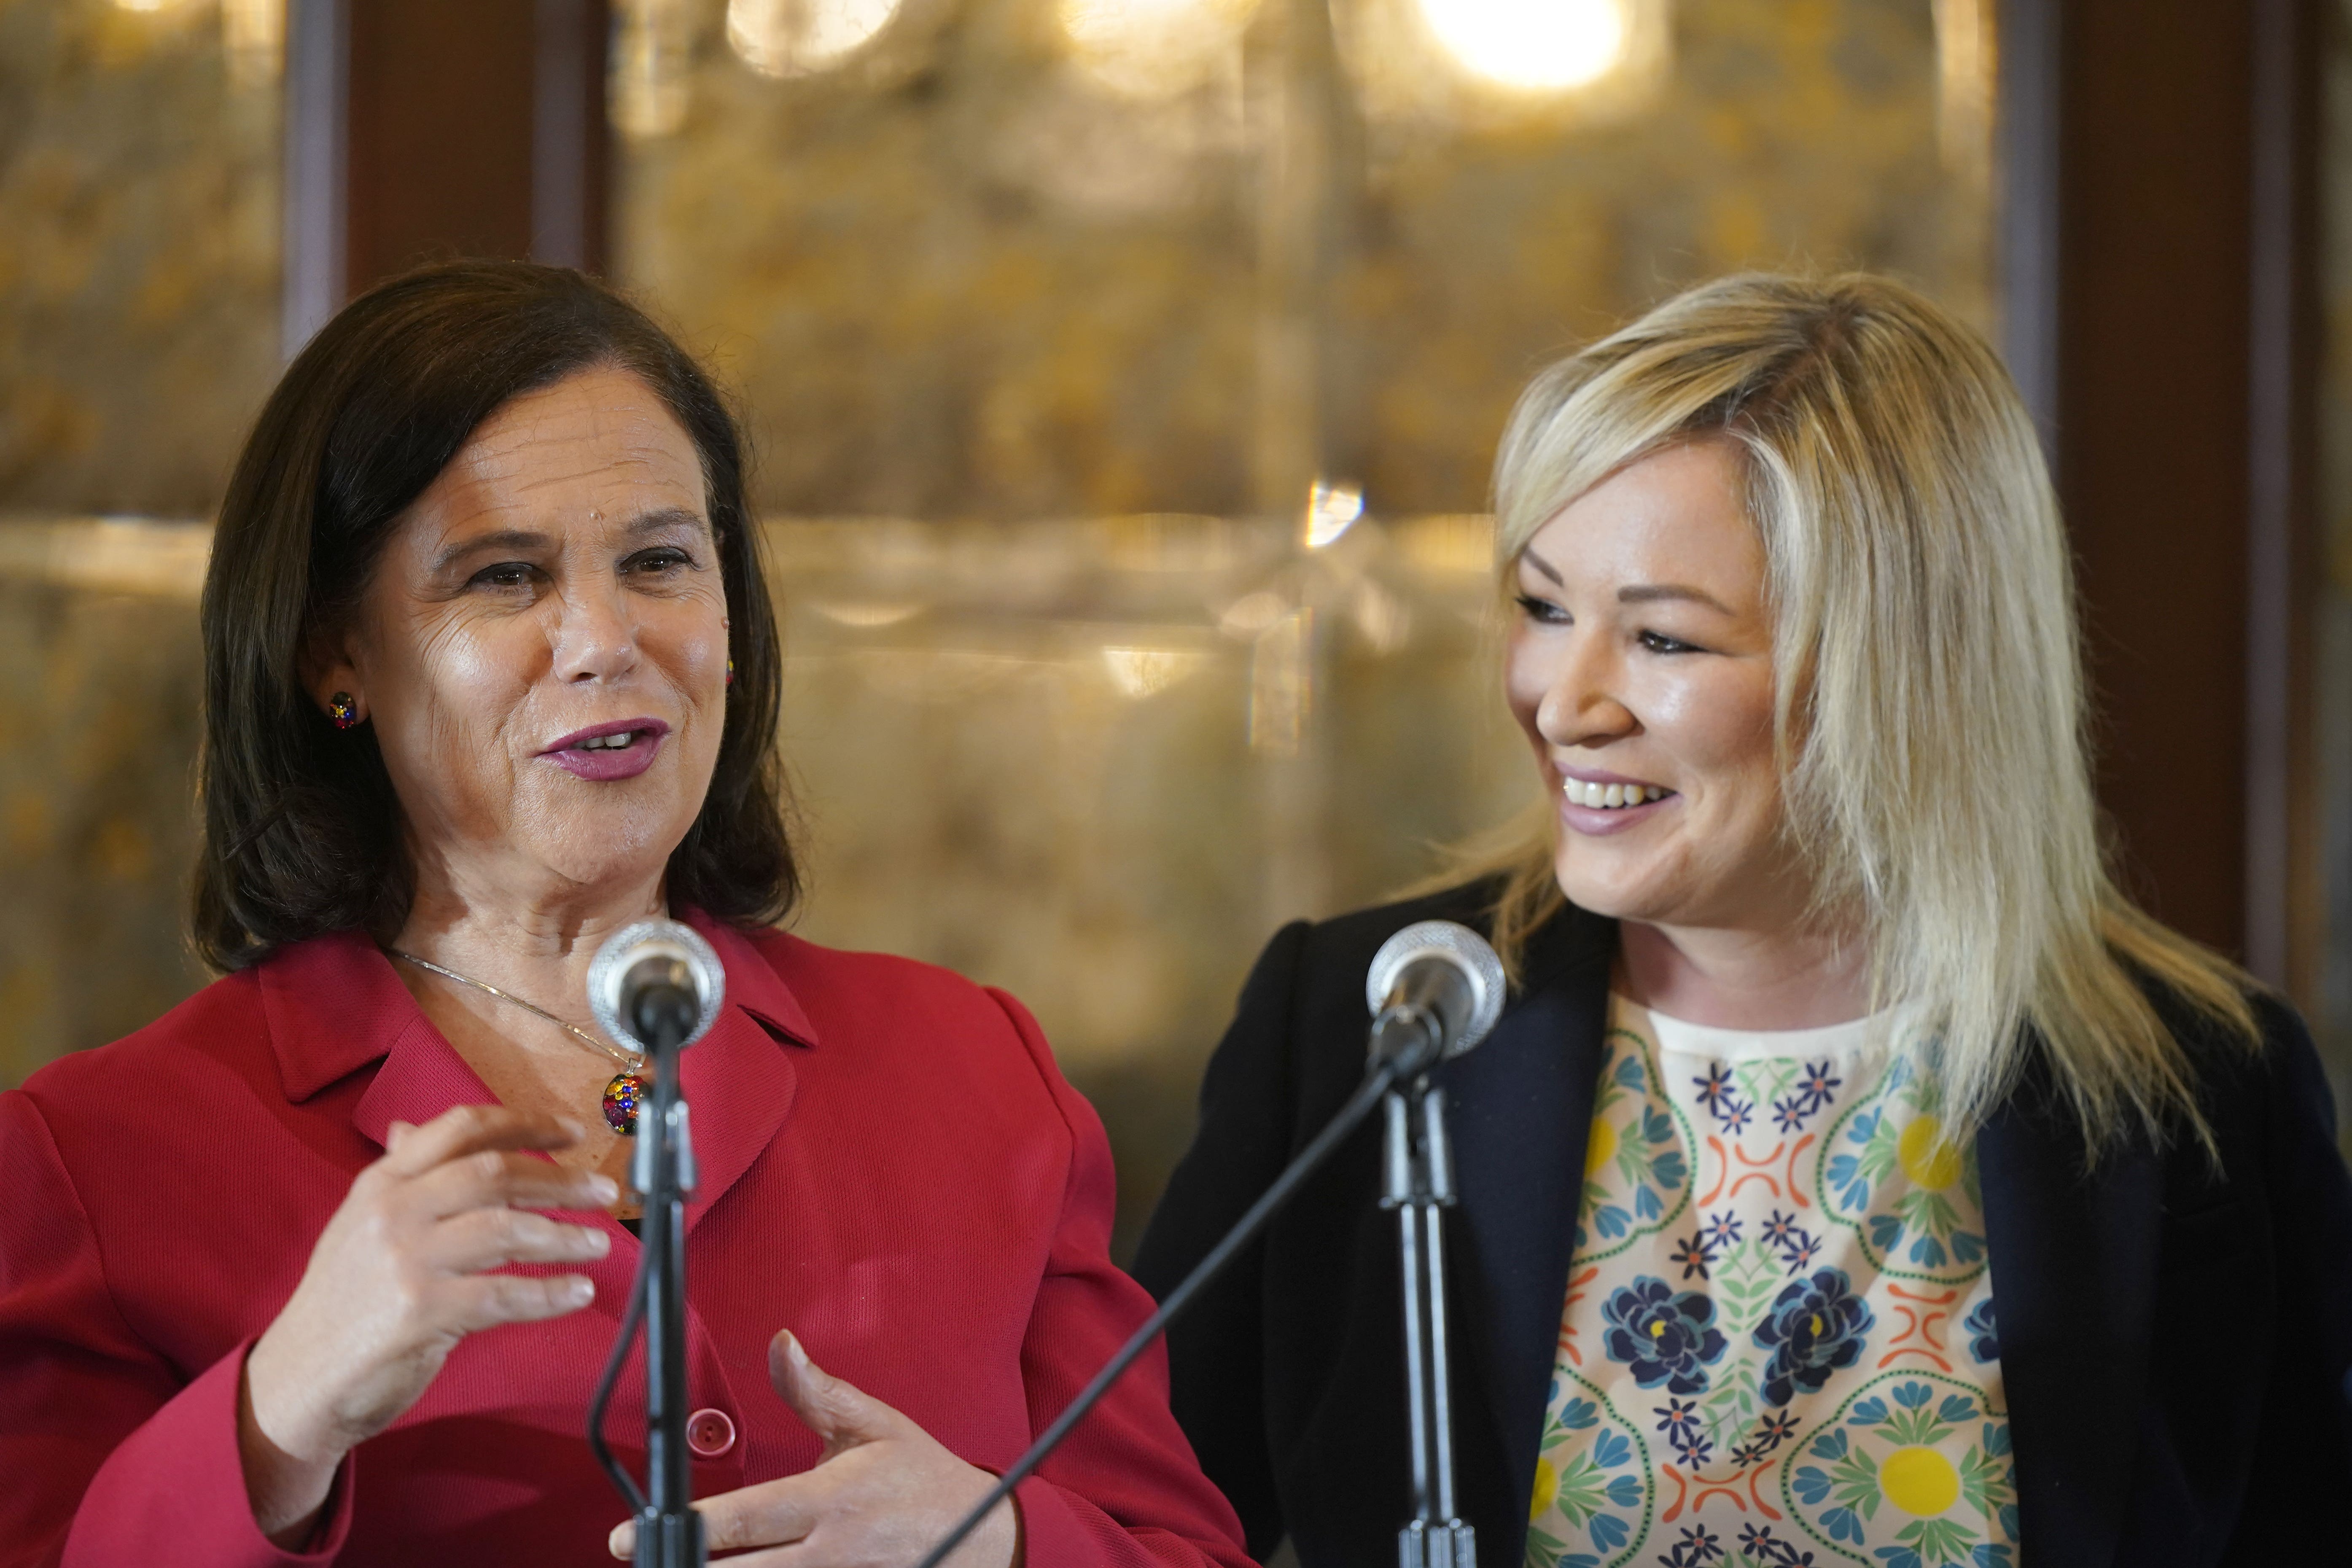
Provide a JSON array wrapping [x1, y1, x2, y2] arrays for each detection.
[[727, 0, 905, 79], [614, 0, 697, 138], [1303, 479, 1364, 549], [1058, 0, 1259, 100], [1416, 0, 1632, 92], [1340, 0, 1670, 127], [1932, 0, 1995, 184], [0, 518, 211, 599], [221, 0, 284, 87], [1101, 643, 1214, 698], [1248, 608, 1313, 756]]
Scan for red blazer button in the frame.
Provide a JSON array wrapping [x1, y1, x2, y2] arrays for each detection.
[[685, 1408, 736, 1458]]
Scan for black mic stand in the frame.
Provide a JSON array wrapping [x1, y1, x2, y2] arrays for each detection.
[[587, 982, 706, 1568], [632, 985, 704, 1568], [1385, 1076, 1473, 1568]]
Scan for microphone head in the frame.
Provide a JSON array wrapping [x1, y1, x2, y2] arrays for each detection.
[[587, 919, 726, 1053], [1365, 920, 1507, 1060]]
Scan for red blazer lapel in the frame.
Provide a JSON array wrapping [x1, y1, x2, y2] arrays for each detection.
[[677, 916, 811, 1232]]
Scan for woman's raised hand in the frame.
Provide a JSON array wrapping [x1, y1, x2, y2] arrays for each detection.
[[607, 1331, 1021, 1568], [239, 1103, 616, 1542]]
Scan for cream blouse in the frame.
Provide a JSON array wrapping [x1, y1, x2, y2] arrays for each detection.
[[1524, 995, 2016, 1568]]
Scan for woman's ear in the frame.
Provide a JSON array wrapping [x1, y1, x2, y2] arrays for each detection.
[[298, 623, 365, 723]]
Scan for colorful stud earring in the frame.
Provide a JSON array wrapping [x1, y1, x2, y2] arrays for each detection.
[[327, 692, 361, 729], [725, 657, 735, 687]]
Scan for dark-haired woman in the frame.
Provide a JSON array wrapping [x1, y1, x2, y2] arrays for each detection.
[[0, 264, 1248, 1568]]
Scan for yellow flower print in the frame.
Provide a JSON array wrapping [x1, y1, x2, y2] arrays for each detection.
[[1529, 1455, 1559, 1522], [1880, 1444, 1962, 1516], [1896, 1114, 1964, 1191]]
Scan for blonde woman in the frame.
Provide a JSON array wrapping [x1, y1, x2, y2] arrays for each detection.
[[1133, 274, 2352, 1568]]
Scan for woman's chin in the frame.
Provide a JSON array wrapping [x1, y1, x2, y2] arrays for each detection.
[[1550, 856, 1679, 927], [499, 816, 689, 901]]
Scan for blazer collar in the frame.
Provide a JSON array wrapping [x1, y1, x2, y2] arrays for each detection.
[[258, 916, 815, 1233], [1974, 1067, 2161, 1568], [1439, 900, 1616, 1563], [673, 912, 810, 1229]]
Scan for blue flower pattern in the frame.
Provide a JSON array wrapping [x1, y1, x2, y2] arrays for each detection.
[[1752, 1269, 1874, 1407], [1601, 1277, 1730, 1394], [1963, 1296, 1998, 1365]]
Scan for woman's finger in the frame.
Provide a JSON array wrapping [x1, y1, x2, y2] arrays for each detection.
[[439, 1270, 596, 1335], [426, 1206, 612, 1276], [409, 1146, 616, 1220], [767, 1331, 913, 1462], [608, 1485, 816, 1561], [699, 1484, 819, 1557], [377, 1103, 584, 1179]]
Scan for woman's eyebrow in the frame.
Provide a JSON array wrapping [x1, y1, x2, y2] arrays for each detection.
[[1521, 548, 1565, 586], [1619, 583, 1734, 614], [429, 528, 549, 573], [620, 506, 709, 539], [428, 508, 708, 573]]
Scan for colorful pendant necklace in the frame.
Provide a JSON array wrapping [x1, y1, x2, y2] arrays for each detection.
[[388, 949, 649, 1135]]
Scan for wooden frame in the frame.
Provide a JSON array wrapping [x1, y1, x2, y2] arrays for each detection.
[[1999, 0, 2320, 995]]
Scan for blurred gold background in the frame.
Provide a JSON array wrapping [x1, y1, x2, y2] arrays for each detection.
[[7, 0, 2343, 1251]]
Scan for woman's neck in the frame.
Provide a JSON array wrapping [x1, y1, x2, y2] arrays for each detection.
[[1613, 917, 1869, 1031], [388, 862, 668, 1025]]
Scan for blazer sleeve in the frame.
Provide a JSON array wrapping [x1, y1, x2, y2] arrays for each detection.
[[982, 989, 1256, 1568], [2226, 996, 2352, 1557], [1127, 921, 1311, 1561], [0, 1091, 355, 1568]]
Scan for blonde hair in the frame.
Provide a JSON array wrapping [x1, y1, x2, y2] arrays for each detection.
[[1461, 272, 2256, 1155]]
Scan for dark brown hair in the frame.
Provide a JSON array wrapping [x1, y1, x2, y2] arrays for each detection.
[[192, 260, 797, 971]]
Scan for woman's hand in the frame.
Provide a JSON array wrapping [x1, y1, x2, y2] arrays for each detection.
[[239, 1104, 616, 1543], [607, 1331, 1020, 1568]]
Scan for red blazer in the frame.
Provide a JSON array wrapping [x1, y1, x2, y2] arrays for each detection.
[[0, 915, 1251, 1568]]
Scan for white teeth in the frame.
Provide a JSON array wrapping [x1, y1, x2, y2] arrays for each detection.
[[1564, 778, 1667, 809], [577, 732, 636, 750]]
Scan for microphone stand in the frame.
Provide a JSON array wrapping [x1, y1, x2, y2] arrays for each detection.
[[1384, 1077, 1474, 1568], [910, 1056, 1410, 1568], [912, 999, 1466, 1568], [630, 992, 705, 1568]]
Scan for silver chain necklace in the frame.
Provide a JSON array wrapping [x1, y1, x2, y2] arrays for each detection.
[[388, 949, 646, 1076]]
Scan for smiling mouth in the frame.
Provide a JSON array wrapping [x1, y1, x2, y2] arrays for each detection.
[[1562, 778, 1674, 810], [541, 718, 671, 756]]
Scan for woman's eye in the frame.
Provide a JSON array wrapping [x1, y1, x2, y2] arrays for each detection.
[[471, 562, 537, 590], [1515, 593, 1570, 625], [623, 547, 695, 576], [1639, 629, 1702, 654]]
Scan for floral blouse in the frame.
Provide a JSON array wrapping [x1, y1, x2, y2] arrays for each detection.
[[1525, 997, 2015, 1568]]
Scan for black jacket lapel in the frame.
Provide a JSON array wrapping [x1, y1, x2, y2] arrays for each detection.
[[1441, 904, 1615, 1563], [1975, 1076, 2161, 1568]]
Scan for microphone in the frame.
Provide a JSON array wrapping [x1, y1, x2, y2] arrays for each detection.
[[584, 919, 726, 1568], [1365, 921, 1507, 1077], [909, 919, 1510, 1568], [588, 920, 726, 1055]]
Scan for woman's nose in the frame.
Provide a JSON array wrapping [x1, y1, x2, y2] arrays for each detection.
[[1535, 643, 1636, 748], [547, 584, 640, 683]]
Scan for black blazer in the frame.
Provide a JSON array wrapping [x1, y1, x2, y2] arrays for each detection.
[[1131, 882, 2352, 1568]]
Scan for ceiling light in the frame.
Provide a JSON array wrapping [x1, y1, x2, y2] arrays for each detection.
[[1416, 0, 1633, 93]]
